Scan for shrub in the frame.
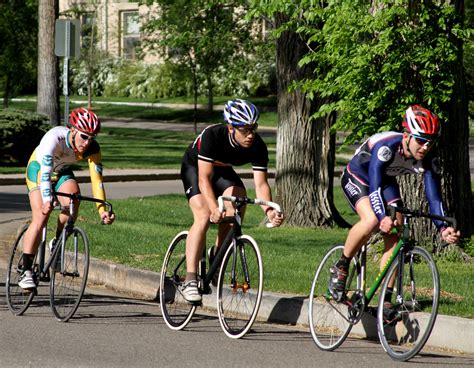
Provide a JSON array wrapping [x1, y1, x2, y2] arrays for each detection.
[[0, 109, 49, 165]]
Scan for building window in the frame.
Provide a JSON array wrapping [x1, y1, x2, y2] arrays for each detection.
[[80, 12, 96, 49], [121, 11, 140, 59]]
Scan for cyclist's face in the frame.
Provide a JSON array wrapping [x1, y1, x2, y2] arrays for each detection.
[[230, 125, 257, 148], [71, 128, 95, 153], [403, 132, 435, 160]]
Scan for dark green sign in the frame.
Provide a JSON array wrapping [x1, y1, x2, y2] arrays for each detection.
[[55, 19, 81, 58]]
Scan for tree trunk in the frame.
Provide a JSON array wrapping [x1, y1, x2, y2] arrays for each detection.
[[37, 0, 60, 126], [274, 13, 349, 228], [399, 0, 472, 242], [207, 73, 213, 114]]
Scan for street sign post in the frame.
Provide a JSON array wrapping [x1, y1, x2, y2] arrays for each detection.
[[55, 19, 81, 125]]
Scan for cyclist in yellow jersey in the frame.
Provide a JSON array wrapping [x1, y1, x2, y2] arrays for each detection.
[[19, 107, 115, 290]]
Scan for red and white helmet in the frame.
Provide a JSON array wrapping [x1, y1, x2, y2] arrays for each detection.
[[402, 105, 440, 139], [69, 107, 100, 135]]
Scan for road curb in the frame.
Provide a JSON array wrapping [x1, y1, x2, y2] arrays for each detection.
[[84, 252, 474, 354]]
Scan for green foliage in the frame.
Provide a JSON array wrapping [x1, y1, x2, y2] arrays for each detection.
[[253, 0, 470, 144], [0, 0, 38, 102], [0, 109, 49, 165]]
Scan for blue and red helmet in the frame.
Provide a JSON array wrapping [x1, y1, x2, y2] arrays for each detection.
[[223, 99, 259, 126]]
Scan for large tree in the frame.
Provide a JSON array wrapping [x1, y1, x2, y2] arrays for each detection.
[[0, 0, 38, 108], [37, 0, 60, 125], [254, 0, 471, 240]]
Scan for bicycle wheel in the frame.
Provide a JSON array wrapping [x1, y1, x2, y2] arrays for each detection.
[[309, 244, 360, 350], [5, 225, 36, 315], [50, 227, 89, 322], [217, 235, 263, 339], [377, 246, 439, 361], [160, 231, 196, 330]]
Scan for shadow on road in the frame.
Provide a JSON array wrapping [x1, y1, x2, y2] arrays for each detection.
[[0, 193, 29, 213]]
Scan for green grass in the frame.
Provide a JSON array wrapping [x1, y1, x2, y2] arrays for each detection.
[[72, 190, 473, 318], [0, 126, 277, 174]]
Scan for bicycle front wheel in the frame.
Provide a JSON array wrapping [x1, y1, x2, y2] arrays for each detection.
[[6, 225, 36, 315], [309, 244, 359, 351], [50, 227, 89, 322], [377, 246, 439, 361], [217, 235, 263, 339], [160, 231, 196, 330]]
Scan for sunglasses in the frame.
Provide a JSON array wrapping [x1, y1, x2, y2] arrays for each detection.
[[236, 124, 258, 136], [411, 135, 436, 147], [79, 133, 96, 141]]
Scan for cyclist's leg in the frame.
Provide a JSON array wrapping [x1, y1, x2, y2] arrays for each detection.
[[379, 184, 403, 305], [52, 173, 80, 239], [213, 167, 246, 251]]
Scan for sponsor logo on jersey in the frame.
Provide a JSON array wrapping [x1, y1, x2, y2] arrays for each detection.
[[377, 146, 392, 162], [41, 172, 50, 182], [186, 186, 192, 195], [369, 189, 384, 216], [42, 188, 51, 198], [95, 164, 103, 175], [42, 155, 53, 167], [344, 178, 361, 198]]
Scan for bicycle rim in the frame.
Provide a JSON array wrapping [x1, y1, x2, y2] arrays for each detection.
[[309, 244, 358, 350], [217, 235, 263, 339], [6, 225, 36, 315], [50, 227, 89, 322], [377, 246, 440, 361], [160, 231, 196, 330]]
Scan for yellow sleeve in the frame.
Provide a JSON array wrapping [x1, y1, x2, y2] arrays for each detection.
[[87, 151, 107, 214]]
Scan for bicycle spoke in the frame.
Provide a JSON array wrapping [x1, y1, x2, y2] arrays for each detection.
[[377, 246, 439, 361], [6, 225, 37, 315], [160, 231, 196, 330], [309, 244, 359, 350], [217, 235, 263, 339], [50, 227, 89, 322]]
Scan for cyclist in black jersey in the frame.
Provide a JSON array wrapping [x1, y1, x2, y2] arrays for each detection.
[[329, 105, 460, 303], [180, 99, 284, 303]]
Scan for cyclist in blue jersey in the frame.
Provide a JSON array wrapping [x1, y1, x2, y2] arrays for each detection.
[[329, 105, 460, 303], [180, 99, 284, 303]]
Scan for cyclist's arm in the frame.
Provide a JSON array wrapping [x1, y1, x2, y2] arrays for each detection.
[[36, 134, 57, 205], [253, 170, 272, 209], [367, 146, 392, 222], [87, 151, 106, 214], [423, 166, 447, 231]]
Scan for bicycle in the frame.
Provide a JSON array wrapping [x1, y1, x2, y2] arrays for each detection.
[[5, 191, 113, 322], [308, 206, 456, 361], [160, 195, 281, 339]]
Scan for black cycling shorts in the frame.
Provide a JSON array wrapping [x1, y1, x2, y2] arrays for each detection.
[[341, 167, 402, 212], [180, 161, 245, 201]]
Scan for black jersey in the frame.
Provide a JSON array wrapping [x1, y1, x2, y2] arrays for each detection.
[[182, 124, 268, 171]]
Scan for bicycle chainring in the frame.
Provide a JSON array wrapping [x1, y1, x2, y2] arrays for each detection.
[[347, 290, 365, 324]]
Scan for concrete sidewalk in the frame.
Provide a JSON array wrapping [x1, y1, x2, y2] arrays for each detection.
[[0, 219, 473, 354]]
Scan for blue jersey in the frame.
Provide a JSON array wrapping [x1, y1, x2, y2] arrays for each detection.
[[347, 132, 445, 229]]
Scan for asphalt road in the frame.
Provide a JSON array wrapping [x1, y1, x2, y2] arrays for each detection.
[[1, 265, 473, 368]]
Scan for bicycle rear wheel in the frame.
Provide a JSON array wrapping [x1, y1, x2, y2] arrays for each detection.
[[217, 235, 263, 339], [50, 227, 89, 322], [5, 225, 36, 315], [377, 246, 439, 361], [309, 244, 360, 350], [160, 231, 196, 330]]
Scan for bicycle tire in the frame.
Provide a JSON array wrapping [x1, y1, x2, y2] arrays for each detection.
[[160, 231, 196, 330], [309, 244, 360, 350], [377, 246, 440, 361], [50, 227, 89, 322], [5, 224, 36, 315], [217, 235, 263, 339]]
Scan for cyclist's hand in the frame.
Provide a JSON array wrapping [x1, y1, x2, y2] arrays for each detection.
[[42, 201, 54, 216], [267, 209, 284, 227], [379, 216, 394, 234], [101, 211, 115, 225], [210, 207, 225, 223], [441, 227, 460, 244]]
